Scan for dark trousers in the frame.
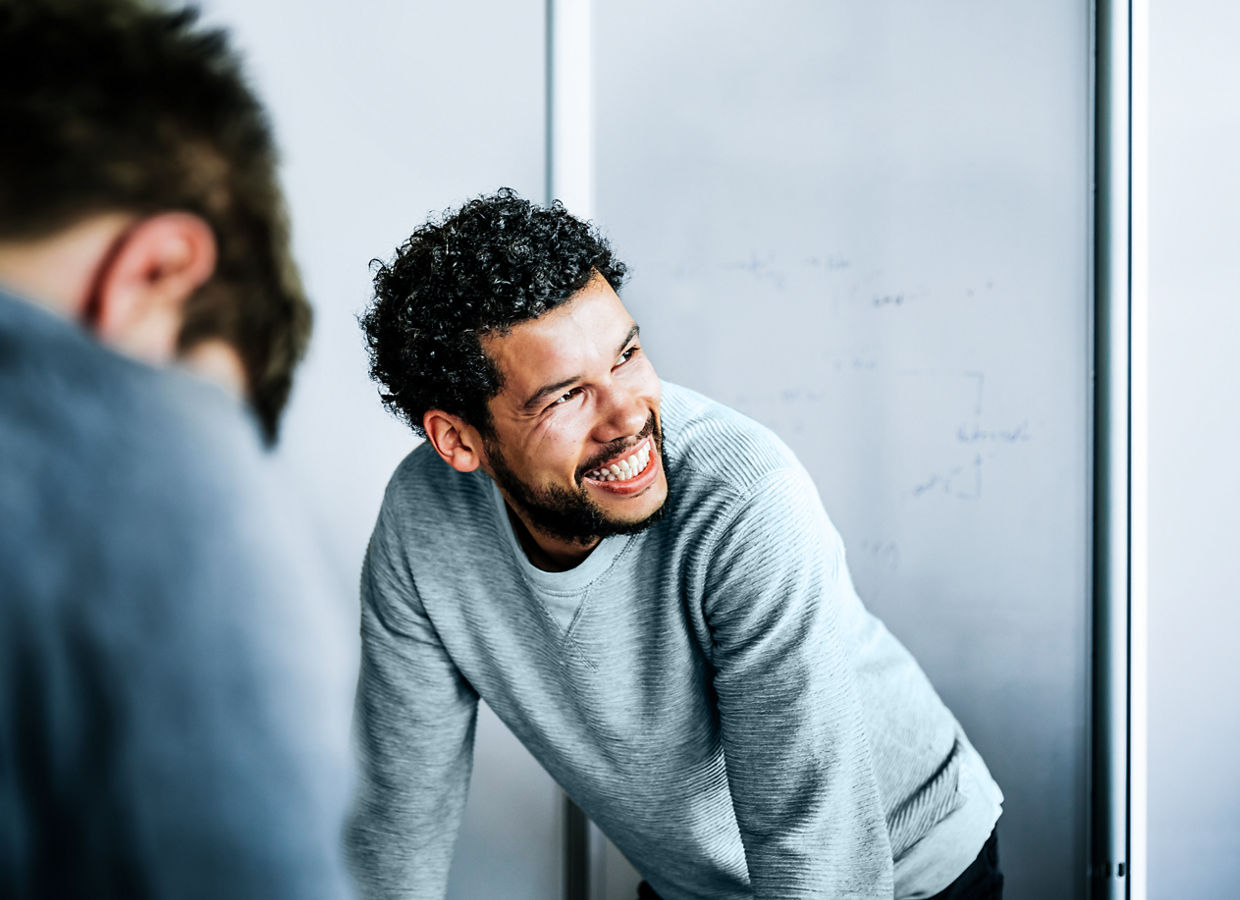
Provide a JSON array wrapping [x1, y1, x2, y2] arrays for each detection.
[[635, 829, 1003, 900], [925, 829, 1004, 900]]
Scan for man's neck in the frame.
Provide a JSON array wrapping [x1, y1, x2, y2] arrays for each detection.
[[502, 502, 599, 573], [180, 338, 248, 398], [0, 214, 134, 318]]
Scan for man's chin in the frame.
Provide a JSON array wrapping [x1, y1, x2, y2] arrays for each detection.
[[519, 493, 667, 546], [597, 502, 667, 538], [586, 480, 668, 535]]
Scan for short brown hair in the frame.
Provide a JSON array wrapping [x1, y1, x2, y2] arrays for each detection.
[[0, 0, 310, 442]]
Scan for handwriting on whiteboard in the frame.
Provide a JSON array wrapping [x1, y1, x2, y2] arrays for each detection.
[[912, 454, 984, 501], [738, 363, 1035, 505], [957, 420, 1031, 444]]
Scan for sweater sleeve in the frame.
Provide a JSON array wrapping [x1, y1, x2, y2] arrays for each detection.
[[702, 467, 894, 899], [347, 495, 480, 900]]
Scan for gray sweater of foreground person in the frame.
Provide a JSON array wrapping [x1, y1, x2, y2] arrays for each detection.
[[0, 287, 355, 899], [349, 381, 1002, 900]]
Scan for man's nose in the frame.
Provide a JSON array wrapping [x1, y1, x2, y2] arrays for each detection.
[[594, 383, 647, 442]]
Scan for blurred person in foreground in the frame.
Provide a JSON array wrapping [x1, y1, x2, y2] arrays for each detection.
[[0, 2, 353, 897], [348, 190, 1004, 900]]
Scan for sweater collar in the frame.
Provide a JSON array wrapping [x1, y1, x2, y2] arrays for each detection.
[[485, 476, 634, 593]]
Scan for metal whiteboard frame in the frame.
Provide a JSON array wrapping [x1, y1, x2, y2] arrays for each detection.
[[1128, 0, 1148, 894], [546, 0, 594, 218], [547, 2, 601, 898], [1092, 1, 1144, 899], [547, 2, 1147, 898]]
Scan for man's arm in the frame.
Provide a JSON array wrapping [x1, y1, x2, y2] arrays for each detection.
[[702, 467, 893, 899], [347, 497, 480, 900]]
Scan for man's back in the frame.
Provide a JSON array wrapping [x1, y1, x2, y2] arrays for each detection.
[[0, 288, 353, 899]]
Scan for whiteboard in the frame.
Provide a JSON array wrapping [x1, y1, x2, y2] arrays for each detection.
[[592, 3, 1091, 898]]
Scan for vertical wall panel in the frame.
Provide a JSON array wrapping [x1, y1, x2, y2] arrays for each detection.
[[197, 3, 559, 898], [1147, 2, 1240, 897]]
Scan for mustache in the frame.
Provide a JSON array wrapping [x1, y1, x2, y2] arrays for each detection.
[[577, 413, 658, 479]]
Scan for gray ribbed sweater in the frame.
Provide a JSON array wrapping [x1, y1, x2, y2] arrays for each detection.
[[348, 382, 1001, 900]]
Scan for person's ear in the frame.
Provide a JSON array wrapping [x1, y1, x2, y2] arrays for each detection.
[[91, 212, 217, 364], [423, 410, 487, 473]]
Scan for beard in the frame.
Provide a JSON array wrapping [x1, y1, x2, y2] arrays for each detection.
[[484, 412, 669, 546]]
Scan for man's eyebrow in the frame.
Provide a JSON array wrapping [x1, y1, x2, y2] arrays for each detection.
[[521, 323, 641, 412], [523, 375, 581, 413], [618, 323, 640, 353]]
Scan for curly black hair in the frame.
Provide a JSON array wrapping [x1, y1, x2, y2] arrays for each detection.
[[361, 188, 628, 437]]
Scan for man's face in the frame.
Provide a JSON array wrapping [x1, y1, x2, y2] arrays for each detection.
[[479, 274, 668, 547]]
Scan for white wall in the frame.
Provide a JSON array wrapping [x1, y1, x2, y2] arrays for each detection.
[[1147, 2, 1240, 897], [195, 3, 563, 898]]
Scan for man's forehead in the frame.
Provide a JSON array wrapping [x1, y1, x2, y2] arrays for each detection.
[[483, 282, 636, 403]]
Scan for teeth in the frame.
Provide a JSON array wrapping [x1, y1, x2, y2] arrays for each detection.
[[586, 443, 653, 482]]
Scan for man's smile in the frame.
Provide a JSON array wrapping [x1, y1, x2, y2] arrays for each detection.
[[581, 435, 658, 494]]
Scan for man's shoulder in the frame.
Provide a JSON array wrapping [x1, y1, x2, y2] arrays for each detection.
[[378, 440, 491, 530], [0, 289, 265, 525], [388, 439, 446, 485], [661, 380, 807, 502], [386, 440, 468, 496]]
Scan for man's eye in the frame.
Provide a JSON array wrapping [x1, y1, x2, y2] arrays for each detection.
[[616, 347, 638, 366], [551, 388, 579, 407]]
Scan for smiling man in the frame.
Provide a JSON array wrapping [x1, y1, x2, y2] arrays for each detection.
[[349, 189, 1004, 900]]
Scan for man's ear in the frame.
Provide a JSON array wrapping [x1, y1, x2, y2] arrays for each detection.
[[423, 409, 488, 473], [91, 212, 217, 364]]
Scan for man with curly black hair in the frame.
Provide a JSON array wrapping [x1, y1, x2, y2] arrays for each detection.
[[350, 189, 1004, 900], [0, 2, 353, 897]]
